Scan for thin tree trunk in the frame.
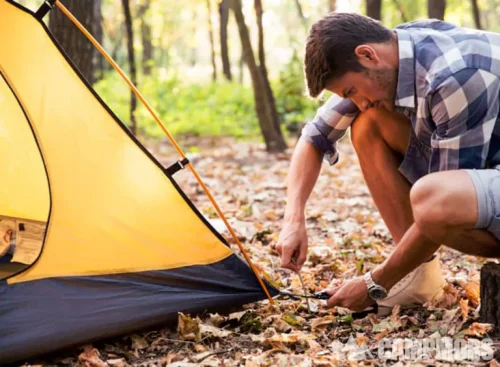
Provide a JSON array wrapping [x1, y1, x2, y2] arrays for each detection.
[[428, 0, 446, 20], [137, 0, 153, 75], [219, 0, 232, 81], [329, 0, 336, 12], [49, 0, 97, 85], [93, 0, 105, 81], [206, 0, 217, 81], [366, 0, 382, 20], [471, 0, 482, 29], [294, 0, 308, 28], [229, 0, 286, 152], [254, 0, 281, 141], [121, 0, 137, 135], [393, 0, 408, 22]]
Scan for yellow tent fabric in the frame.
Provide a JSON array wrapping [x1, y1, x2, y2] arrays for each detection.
[[0, 0, 233, 284]]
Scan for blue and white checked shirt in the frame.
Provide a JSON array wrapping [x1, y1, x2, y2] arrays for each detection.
[[302, 20, 500, 174]]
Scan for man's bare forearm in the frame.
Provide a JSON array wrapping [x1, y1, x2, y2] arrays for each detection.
[[372, 223, 440, 290], [284, 138, 323, 222]]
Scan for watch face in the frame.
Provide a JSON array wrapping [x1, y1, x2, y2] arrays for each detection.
[[369, 287, 388, 301]]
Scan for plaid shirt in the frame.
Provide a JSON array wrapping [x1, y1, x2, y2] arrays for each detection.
[[302, 20, 500, 173]]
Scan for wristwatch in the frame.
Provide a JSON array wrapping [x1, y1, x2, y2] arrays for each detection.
[[363, 271, 388, 301]]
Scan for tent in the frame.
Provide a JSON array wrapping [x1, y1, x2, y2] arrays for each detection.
[[0, 0, 278, 363]]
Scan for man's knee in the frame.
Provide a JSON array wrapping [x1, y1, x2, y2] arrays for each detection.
[[351, 108, 383, 153], [410, 173, 464, 232], [351, 107, 410, 156]]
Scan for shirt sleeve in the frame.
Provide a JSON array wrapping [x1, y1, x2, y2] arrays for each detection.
[[300, 94, 359, 165], [429, 69, 500, 172]]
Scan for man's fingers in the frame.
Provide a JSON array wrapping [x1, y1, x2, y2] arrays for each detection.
[[326, 287, 341, 308], [275, 243, 283, 256]]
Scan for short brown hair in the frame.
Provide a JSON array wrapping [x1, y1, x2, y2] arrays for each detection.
[[304, 13, 393, 98]]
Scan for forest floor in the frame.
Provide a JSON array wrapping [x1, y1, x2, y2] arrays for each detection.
[[24, 137, 500, 367]]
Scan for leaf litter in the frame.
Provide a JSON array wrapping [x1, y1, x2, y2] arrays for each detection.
[[21, 137, 497, 366]]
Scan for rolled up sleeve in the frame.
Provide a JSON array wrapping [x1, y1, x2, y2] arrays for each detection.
[[300, 95, 359, 165]]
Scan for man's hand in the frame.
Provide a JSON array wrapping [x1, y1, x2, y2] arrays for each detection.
[[276, 221, 308, 272], [325, 277, 375, 311]]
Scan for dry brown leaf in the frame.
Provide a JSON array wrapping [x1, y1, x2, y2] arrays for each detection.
[[195, 344, 207, 352], [130, 334, 148, 350], [200, 323, 232, 338], [459, 298, 469, 321], [164, 352, 184, 365], [311, 315, 336, 333], [106, 359, 126, 367], [458, 280, 480, 307], [464, 322, 494, 337], [78, 345, 108, 367], [177, 313, 200, 341]]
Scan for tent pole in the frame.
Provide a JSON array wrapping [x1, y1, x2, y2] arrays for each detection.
[[53, 0, 275, 304]]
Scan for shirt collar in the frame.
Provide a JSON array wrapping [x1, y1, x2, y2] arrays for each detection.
[[394, 29, 416, 109]]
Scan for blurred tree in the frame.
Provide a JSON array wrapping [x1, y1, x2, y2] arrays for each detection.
[[122, 0, 137, 135], [366, 0, 382, 19], [49, 0, 101, 85], [229, 0, 287, 152], [428, 0, 446, 19], [294, 0, 308, 28], [93, 1, 105, 81], [137, 0, 153, 75], [329, 0, 336, 12], [471, 0, 482, 28], [206, 0, 217, 81], [219, 0, 232, 81]]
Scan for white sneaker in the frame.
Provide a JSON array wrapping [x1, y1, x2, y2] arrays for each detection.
[[377, 254, 447, 316]]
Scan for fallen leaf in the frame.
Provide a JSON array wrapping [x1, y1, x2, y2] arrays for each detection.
[[458, 280, 480, 307], [282, 312, 304, 327], [311, 315, 336, 333], [464, 322, 494, 337], [106, 359, 126, 367], [177, 313, 200, 341], [459, 299, 469, 321], [130, 334, 148, 350], [200, 323, 232, 338], [78, 345, 108, 367]]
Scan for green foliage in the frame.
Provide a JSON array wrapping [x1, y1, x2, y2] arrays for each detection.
[[93, 70, 261, 138], [93, 61, 322, 140], [273, 52, 322, 134]]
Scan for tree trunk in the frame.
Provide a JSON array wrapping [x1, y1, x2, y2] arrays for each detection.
[[329, 0, 336, 12], [294, 0, 308, 28], [480, 262, 500, 333], [219, 0, 232, 81], [471, 0, 482, 29], [49, 0, 98, 85], [365, 0, 382, 20], [428, 0, 446, 20], [138, 0, 153, 75], [93, 0, 105, 81], [121, 0, 138, 135], [229, 0, 287, 152], [254, 0, 282, 143], [206, 0, 217, 81]]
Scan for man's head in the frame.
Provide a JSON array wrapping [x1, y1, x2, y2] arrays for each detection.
[[304, 12, 399, 111]]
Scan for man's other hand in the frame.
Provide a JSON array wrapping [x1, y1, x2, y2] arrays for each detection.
[[276, 221, 308, 272]]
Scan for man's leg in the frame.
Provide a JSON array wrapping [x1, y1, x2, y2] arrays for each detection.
[[411, 170, 500, 257], [350, 107, 413, 243]]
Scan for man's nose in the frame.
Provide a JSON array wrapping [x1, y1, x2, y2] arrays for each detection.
[[351, 97, 369, 112]]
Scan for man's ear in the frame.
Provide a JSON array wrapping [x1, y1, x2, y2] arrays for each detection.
[[354, 45, 379, 67]]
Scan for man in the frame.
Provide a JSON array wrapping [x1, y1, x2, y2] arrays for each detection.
[[276, 13, 500, 313]]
